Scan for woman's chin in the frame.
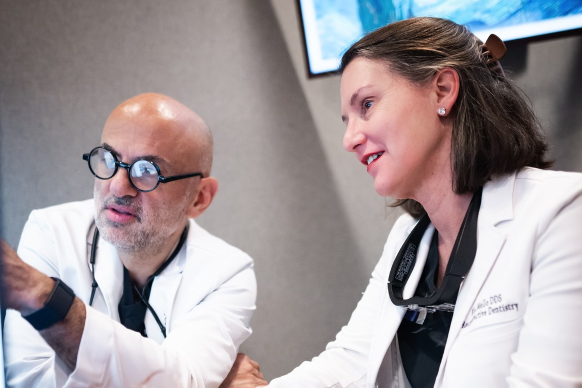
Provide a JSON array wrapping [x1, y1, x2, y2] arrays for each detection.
[[373, 181, 394, 198]]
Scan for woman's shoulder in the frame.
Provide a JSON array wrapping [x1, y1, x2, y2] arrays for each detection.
[[514, 167, 582, 200], [516, 167, 582, 183], [484, 168, 582, 226], [489, 167, 582, 200]]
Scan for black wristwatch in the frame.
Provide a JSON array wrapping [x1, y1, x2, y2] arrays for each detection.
[[23, 277, 76, 331]]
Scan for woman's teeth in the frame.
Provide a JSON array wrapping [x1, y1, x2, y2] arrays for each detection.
[[367, 152, 383, 165]]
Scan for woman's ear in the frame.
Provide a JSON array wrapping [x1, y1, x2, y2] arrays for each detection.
[[187, 177, 218, 219], [432, 67, 460, 117]]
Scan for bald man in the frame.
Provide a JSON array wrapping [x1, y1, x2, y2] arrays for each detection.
[[1, 93, 257, 387]]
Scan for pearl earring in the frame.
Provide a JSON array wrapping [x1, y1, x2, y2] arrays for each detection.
[[438, 108, 446, 116]]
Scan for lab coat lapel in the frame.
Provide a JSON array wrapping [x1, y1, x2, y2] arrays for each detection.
[[92, 237, 124, 320], [368, 296, 406, 388], [368, 223, 436, 387], [436, 173, 516, 385], [145, 247, 186, 343]]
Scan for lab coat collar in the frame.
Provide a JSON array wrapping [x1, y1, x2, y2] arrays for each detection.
[[435, 172, 516, 385], [367, 221, 436, 387], [90, 232, 124, 320], [146, 249, 185, 343], [88, 225, 189, 343]]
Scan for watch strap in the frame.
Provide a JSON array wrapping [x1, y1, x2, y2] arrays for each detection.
[[23, 277, 76, 330]]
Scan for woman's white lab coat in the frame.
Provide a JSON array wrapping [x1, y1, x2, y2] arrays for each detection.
[[269, 167, 582, 388]]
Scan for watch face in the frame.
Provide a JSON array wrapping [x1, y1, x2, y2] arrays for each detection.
[[22, 278, 76, 331]]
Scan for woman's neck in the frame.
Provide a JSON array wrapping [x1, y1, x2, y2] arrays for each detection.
[[417, 186, 474, 287]]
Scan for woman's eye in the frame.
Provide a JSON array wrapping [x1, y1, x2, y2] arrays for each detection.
[[362, 100, 373, 110]]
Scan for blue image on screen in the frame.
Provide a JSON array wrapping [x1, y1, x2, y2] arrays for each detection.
[[303, 0, 582, 75]]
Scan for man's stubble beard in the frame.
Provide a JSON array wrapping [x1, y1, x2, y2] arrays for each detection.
[[94, 188, 190, 256]]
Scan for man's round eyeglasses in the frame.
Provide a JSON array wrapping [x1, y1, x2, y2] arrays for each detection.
[[82, 146, 204, 192]]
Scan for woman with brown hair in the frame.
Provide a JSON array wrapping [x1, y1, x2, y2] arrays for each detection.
[[224, 17, 582, 388]]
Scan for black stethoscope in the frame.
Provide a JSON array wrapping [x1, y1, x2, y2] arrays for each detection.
[[387, 188, 482, 311], [88, 226, 188, 338]]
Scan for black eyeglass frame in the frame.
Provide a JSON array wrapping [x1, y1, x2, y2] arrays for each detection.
[[82, 146, 204, 192]]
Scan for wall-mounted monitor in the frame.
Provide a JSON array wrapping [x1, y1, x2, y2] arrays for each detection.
[[297, 0, 582, 77]]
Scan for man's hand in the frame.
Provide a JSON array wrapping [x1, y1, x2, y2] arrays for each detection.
[[0, 240, 54, 314], [1, 239, 86, 370], [219, 353, 268, 388]]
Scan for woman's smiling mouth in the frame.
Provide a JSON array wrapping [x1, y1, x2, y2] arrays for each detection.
[[366, 152, 384, 165]]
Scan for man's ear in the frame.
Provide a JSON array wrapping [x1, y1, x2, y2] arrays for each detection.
[[432, 67, 459, 116], [187, 177, 218, 219]]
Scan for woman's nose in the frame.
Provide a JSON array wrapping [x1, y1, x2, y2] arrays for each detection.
[[343, 121, 366, 152]]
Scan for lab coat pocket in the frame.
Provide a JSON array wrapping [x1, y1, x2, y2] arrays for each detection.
[[444, 317, 523, 387]]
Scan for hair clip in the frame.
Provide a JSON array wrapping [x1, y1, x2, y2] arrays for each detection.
[[482, 34, 507, 77]]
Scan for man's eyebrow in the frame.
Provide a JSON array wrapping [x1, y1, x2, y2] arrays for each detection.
[[136, 154, 167, 165], [101, 142, 167, 165], [102, 143, 120, 158]]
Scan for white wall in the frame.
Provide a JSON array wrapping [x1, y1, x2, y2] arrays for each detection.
[[1, 0, 581, 380]]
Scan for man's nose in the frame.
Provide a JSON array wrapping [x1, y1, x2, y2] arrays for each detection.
[[109, 168, 138, 197]]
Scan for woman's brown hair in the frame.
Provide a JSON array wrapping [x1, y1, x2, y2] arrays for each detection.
[[340, 17, 552, 217]]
